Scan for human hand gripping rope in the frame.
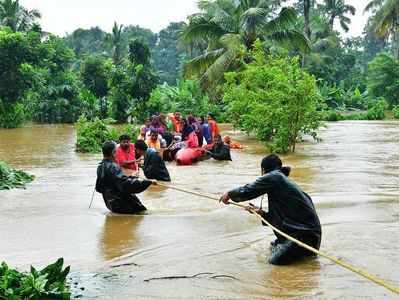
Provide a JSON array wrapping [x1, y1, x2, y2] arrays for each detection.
[[154, 181, 399, 296]]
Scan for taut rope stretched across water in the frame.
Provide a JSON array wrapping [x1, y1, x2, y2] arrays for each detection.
[[154, 181, 399, 296]]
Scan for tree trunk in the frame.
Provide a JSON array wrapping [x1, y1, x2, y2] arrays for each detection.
[[304, 0, 311, 40], [302, 0, 311, 67], [329, 14, 335, 31], [393, 25, 399, 59]]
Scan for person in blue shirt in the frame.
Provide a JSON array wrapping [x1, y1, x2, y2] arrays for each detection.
[[200, 116, 212, 144]]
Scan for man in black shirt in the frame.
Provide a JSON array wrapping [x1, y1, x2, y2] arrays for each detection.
[[135, 140, 171, 182], [206, 134, 232, 161], [220, 154, 321, 265], [95, 141, 156, 214]]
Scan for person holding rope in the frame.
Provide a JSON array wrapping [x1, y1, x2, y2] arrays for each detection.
[[96, 141, 156, 214], [220, 154, 322, 265]]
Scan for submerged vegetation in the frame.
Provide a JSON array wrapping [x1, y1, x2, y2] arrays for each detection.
[[0, 161, 34, 190], [75, 117, 137, 153], [1, 0, 399, 152], [0, 258, 71, 300]]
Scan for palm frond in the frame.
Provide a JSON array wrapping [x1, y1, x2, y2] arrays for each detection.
[[269, 29, 310, 52], [181, 15, 226, 44], [241, 7, 268, 33], [364, 0, 384, 13], [344, 4, 356, 15], [184, 48, 226, 78], [201, 48, 240, 89], [263, 7, 297, 35], [339, 18, 350, 32]]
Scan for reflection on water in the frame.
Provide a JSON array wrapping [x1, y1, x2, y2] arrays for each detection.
[[100, 215, 144, 261], [1, 121, 399, 299]]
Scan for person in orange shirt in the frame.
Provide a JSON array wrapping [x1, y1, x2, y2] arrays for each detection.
[[169, 112, 183, 134], [207, 113, 220, 141], [115, 135, 138, 172], [145, 130, 162, 152]]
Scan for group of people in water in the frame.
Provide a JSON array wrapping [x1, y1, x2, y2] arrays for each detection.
[[95, 112, 322, 266]]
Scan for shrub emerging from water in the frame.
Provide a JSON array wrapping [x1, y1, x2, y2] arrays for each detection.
[[0, 258, 71, 299], [75, 116, 137, 153], [393, 105, 399, 119], [223, 43, 323, 153], [0, 161, 34, 190]]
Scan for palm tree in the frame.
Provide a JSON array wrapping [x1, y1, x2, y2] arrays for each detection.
[[322, 0, 356, 32], [181, 0, 309, 90], [110, 22, 124, 66], [365, 0, 399, 58], [0, 0, 41, 32]]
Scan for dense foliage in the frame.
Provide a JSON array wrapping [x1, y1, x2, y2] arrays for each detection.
[[0, 258, 70, 299], [148, 80, 222, 118], [75, 117, 137, 153], [367, 53, 399, 107], [223, 44, 322, 153], [0, 160, 34, 190]]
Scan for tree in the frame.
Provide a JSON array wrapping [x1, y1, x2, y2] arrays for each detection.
[[0, 28, 42, 127], [81, 56, 110, 118], [26, 36, 85, 124], [367, 52, 399, 107], [223, 42, 322, 153], [110, 22, 123, 66], [321, 0, 356, 32], [181, 0, 309, 90], [365, 0, 399, 58], [109, 39, 158, 123], [153, 22, 187, 84], [64, 27, 110, 58], [0, 0, 41, 32]]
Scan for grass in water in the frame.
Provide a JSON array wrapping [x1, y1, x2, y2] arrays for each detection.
[[0, 161, 34, 190]]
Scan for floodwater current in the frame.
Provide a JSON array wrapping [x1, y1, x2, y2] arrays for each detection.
[[0, 122, 398, 299]]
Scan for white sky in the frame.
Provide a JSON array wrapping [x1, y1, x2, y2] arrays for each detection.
[[20, 0, 368, 37]]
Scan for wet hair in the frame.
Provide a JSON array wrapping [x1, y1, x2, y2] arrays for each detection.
[[150, 129, 158, 135], [261, 154, 291, 176], [119, 134, 131, 142], [102, 141, 116, 157], [135, 140, 148, 151]]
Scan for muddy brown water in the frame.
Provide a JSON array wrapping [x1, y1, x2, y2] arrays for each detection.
[[0, 122, 398, 299]]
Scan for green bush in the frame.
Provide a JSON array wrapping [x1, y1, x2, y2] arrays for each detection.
[[223, 43, 323, 153], [0, 258, 71, 299], [367, 53, 399, 107], [365, 99, 387, 120], [0, 161, 34, 190], [323, 110, 343, 121], [75, 116, 137, 153], [0, 101, 26, 128], [393, 105, 399, 119], [148, 79, 223, 120]]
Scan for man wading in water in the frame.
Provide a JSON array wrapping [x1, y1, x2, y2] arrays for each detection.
[[220, 154, 322, 265], [96, 141, 156, 214]]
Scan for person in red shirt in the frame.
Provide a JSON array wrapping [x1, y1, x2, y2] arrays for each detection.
[[115, 135, 138, 172], [207, 113, 220, 141]]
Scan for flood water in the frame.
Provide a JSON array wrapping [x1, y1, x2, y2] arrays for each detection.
[[0, 122, 398, 299]]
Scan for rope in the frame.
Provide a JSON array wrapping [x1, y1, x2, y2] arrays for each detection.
[[155, 181, 399, 295]]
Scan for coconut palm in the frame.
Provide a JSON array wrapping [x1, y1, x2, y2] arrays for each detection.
[[365, 0, 399, 58], [321, 0, 356, 32], [109, 22, 124, 66], [181, 0, 309, 89], [0, 0, 41, 32]]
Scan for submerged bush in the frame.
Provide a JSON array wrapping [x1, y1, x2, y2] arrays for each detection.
[[75, 116, 137, 153], [223, 43, 323, 153], [393, 105, 399, 119], [0, 161, 34, 190], [0, 258, 71, 299]]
